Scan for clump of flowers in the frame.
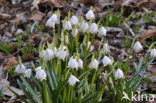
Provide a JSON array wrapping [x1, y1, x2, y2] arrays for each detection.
[[13, 8, 156, 103]]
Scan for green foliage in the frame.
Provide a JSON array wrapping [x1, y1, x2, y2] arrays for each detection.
[[101, 7, 134, 27], [21, 42, 36, 55], [124, 31, 131, 47], [142, 12, 155, 25], [0, 41, 16, 55]]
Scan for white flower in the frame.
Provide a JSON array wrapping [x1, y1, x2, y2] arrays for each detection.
[[68, 75, 79, 86], [46, 49, 54, 60], [68, 56, 78, 69], [78, 58, 83, 69], [45, 18, 55, 27], [56, 46, 68, 61], [103, 43, 110, 53], [98, 27, 106, 36], [40, 49, 54, 60], [115, 69, 124, 79], [63, 21, 72, 30], [102, 56, 113, 66], [39, 50, 47, 60], [36, 69, 46, 80], [90, 59, 99, 69], [70, 16, 78, 25], [15, 64, 26, 74], [150, 49, 156, 58], [50, 14, 58, 22], [72, 29, 78, 37], [24, 69, 32, 78], [46, 14, 59, 27], [79, 21, 89, 32], [89, 23, 98, 33], [86, 10, 95, 20], [133, 41, 143, 52]]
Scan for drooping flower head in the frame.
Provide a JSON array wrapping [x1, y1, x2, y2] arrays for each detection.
[[68, 75, 80, 86], [115, 68, 124, 79], [68, 56, 78, 69], [86, 10, 95, 20], [133, 41, 143, 52], [15, 64, 26, 74]]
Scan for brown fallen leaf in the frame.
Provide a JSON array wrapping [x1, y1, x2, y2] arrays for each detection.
[[139, 30, 156, 42], [81, 0, 97, 4], [4, 31, 12, 37], [0, 79, 24, 97], [29, 13, 44, 21], [137, 0, 156, 10], [2, 56, 18, 71], [22, 54, 35, 62]]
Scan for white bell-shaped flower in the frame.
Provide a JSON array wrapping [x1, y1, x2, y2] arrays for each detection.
[[46, 14, 59, 27], [133, 41, 143, 52], [70, 16, 78, 25], [150, 49, 156, 58], [46, 18, 55, 27], [36, 69, 46, 80], [46, 49, 54, 60], [98, 27, 106, 36], [103, 43, 110, 53], [15, 64, 26, 74], [50, 14, 58, 22], [78, 58, 83, 69], [68, 56, 78, 69], [115, 69, 124, 79], [72, 29, 78, 37], [79, 21, 89, 32], [24, 69, 32, 78], [40, 50, 48, 60], [86, 10, 95, 20], [56, 46, 68, 61], [63, 21, 72, 30], [68, 75, 79, 86], [89, 23, 98, 33], [90, 59, 99, 69], [102, 56, 113, 66]]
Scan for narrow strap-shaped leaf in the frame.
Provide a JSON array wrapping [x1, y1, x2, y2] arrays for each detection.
[[20, 76, 42, 103], [9, 87, 29, 103], [17, 80, 35, 103]]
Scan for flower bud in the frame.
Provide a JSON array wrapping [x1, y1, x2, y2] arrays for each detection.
[[15, 64, 26, 74], [70, 16, 78, 25], [68, 75, 79, 86], [86, 10, 95, 20], [115, 69, 124, 79], [89, 23, 98, 33], [133, 41, 143, 52], [102, 56, 113, 66], [24, 69, 32, 78]]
